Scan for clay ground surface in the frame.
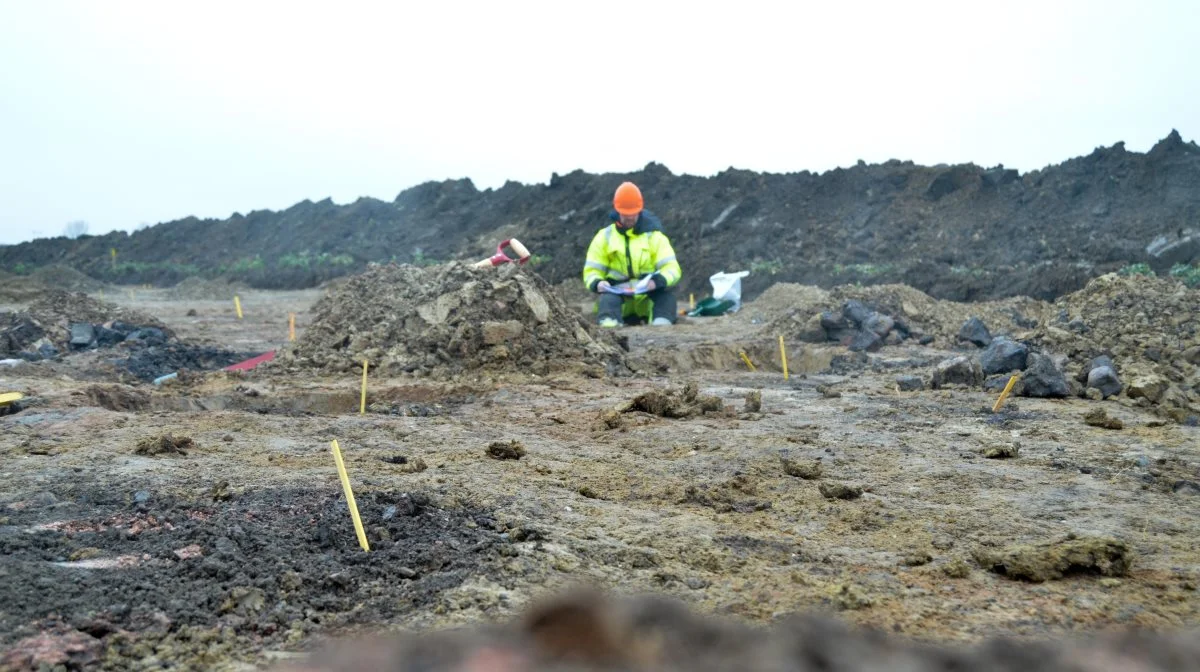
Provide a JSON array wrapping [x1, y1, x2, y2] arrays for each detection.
[[2, 288, 1198, 671]]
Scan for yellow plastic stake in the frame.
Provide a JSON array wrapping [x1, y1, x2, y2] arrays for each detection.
[[234, 295, 243, 320], [993, 374, 1020, 413], [738, 350, 757, 372], [330, 440, 370, 552], [359, 359, 369, 415], [288, 313, 296, 341], [110, 248, 117, 269], [689, 293, 695, 310], [778, 335, 789, 380]]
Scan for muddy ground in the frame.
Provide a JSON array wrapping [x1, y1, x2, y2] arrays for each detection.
[[2, 287, 1198, 671]]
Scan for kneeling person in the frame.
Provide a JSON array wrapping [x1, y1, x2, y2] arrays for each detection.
[[582, 181, 682, 327]]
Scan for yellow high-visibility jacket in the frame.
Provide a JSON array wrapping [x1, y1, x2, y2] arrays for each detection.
[[582, 210, 682, 292]]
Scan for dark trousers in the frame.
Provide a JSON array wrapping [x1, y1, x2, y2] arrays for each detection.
[[598, 286, 677, 324]]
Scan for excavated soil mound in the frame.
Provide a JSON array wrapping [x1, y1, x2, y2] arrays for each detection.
[[167, 276, 251, 300], [0, 291, 172, 358], [28, 265, 107, 293], [762, 283, 1047, 347], [284, 262, 626, 377], [1030, 274, 1200, 421]]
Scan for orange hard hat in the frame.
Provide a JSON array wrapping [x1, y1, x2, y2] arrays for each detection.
[[613, 182, 644, 215]]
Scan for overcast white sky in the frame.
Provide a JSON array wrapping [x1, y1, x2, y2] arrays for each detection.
[[1, 1, 1197, 246]]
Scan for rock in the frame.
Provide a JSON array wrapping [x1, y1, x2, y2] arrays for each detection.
[[1127, 374, 1169, 404], [979, 337, 1028, 375], [1173, 481, 1200, 496], [1183, 346, 1200, 365], [1086, 366, 1122, 398], [68, 323, 96, 348], [918, 334, 935, 346], [895, 375, 924, 392], [1083, 408, 1123, 430], [1021, 352, 1070, 398], [841, 300, 872, 327], [133, 490, 151, 503], [94, 326, 126, 346], [486, 440, 526, 460], [818, 482, 862, 500], [957, 317, 992, 347], [781, 457, 821, 480], [931, 356, 983, 389], [743, 390, 762, 413], [820, 311, 853, 341], [862, 313, 894, 337], [847, 330, 882, 352], [126, 327, 168, 346], [481, 320, 525, 346], [982, 443, 1019, 459], [983, 374, 1019, 393], [973, 537, 1132, 582], [797, 314, 827, 343]]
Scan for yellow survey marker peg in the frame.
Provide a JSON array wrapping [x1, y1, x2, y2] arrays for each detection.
[[738, 350, 757, 372], [993, 374, 1020, 413], [330, 440, 369, 552]]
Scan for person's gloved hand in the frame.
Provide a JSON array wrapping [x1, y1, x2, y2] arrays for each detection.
[[596, 281, 612, 294], [641, 279, 656, 292]]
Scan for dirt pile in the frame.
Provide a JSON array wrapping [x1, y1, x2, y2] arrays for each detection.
[[1030, 274, 1200, 422], [763, 283, 1047, 348], [280, 589, 1200, 672], [28, 264, 107, 293], [167, 276, 251, 300], [0, 291, 171, 359], [284, 262, 627, 377]]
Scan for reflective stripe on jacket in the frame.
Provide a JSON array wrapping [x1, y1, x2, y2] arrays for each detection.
[[582, 209, 682, 291]]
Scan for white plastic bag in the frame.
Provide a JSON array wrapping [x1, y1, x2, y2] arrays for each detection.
[[709, 271, 751, 312]]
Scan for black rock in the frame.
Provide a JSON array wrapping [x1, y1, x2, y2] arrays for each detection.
[[1021, 352, 1070, 398], [110, 321, 138, 335], [862, 313, 894, 337], [957, 317, 992, 347], [820, 311, 854, 341], [918, 335, 935, 346], [896, 375, 924, 392], [979, 337, 1029, 375], [69, 323, 96, 349], [1086, 366, 1123, 398], [94, 326, 126, 346], [931, 356, 983, 389], [842, 300, 873, 327], [126, 327, 168, 346], [848, 330, 883, 353]]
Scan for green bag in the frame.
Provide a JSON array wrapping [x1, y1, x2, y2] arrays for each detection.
[[687, 297, 735, 317]]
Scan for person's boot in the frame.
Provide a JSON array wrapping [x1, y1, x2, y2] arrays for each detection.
[[599, 317, 621, 328], [651, 317, 672, 326]]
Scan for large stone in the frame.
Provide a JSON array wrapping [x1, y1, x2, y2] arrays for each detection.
[[896, 375, 924, 392], [862, 313, 894, 337], [1021, 352, 1070, 398], [69, 322, 96, 348], [482, 320, 525, 345], [841, 300, 872, 327], [847, 330, 883, 353], [957, 317, 992, 347], [979, 337, 1028, 375], [820, 311, 854, 342], [1086, 366, 1123, 399], [797, 314, 827, 343], [1127, 374, 1170, 404], [931, 356, 983, 389]]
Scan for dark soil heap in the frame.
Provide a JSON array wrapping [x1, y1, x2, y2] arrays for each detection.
[[0, 291, 171, 358], [285, 262, 626, 377]]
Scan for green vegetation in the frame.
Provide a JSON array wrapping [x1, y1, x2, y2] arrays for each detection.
[[111, 260, 201, 276], [277, 251, 355, 269], [750, 259, 784, 275], [12, 263, 30, 275], [528, 254, 552, 266], [833, 263, 896, 277], [410, 248, 442, 267], [1169, 263, 1200, 288], [1117, 262, 1155, 277]]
